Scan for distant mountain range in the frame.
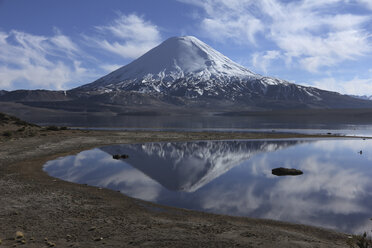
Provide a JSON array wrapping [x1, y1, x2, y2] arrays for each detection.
[[350, 95, 372, 101], [1, 36, 372, 116]]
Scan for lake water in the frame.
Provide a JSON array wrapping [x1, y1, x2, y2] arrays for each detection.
[[44, 138, 372, 234], [27, 114, 372, 137]]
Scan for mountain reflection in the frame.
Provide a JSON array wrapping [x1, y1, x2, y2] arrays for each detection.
[[99, 140, 301, 192], [44, 139, 372, 234]]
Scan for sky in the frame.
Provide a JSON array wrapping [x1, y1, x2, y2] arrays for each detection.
[[1, 0, 372, 95]]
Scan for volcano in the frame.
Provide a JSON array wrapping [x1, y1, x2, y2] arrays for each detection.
[[71, 36, 371, 110], [1, 36, 372, 115]]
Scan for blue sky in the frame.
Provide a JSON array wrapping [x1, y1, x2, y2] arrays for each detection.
[[1, 0, 372, 95]]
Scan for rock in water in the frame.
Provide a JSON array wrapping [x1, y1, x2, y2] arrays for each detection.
[[113, 154, 129, 160], [272, 167, 303, 176]]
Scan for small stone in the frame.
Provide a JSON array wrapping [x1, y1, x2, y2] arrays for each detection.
[[88, 226, 96, 231], [15, 231, 24, 239], [44, 237, 48, 241], [94, 237, 103, 241], [47, 241, 56, 247], [29, 237, 34, 241], [21, 240, 26, 244]]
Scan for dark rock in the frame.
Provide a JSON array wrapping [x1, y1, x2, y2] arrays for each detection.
[[272, 167, 303, 176], [112, 154, 129, 159], [120, 154, 129, 159]]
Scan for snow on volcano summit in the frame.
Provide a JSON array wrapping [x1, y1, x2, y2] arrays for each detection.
[[79, 36, 260, 92], [123, 35, 258, 80]]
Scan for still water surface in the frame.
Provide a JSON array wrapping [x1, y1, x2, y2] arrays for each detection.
[[31, 115, 372, 137], [44, 139, 372, 234]]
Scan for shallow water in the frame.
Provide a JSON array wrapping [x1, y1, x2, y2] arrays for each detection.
[[44, 138, 372, 234]]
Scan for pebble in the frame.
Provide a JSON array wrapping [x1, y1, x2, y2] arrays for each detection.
[[47, 241, 56, 247], [94, 237, 103, 241], [15, 231, 24, 239]]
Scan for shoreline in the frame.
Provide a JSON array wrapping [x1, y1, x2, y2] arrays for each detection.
[[0, 130, 353, 247]]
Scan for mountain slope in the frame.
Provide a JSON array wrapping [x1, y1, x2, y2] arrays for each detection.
[[72, 36, 372, 109]]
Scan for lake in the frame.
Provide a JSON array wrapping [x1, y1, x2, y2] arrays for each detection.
[[23, 114, 372, 137], [44, 138, 372, 234]]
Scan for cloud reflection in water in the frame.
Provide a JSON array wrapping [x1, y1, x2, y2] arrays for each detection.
[[44, 139, 372, 234]]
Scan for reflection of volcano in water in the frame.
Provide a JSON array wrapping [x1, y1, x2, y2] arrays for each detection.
[[100, 140, 303, 192]]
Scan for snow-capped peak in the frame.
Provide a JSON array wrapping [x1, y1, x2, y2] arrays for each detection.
[[83, 36, 259, 90]]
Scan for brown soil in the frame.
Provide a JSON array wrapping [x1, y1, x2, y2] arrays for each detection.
[[0, 125, 354, 247]]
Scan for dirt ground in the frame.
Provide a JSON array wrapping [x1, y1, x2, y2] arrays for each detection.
[[0, 125, 355, 247]]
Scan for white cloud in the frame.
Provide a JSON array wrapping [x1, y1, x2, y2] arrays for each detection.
[[265, 2, 372, 73], [0, 30, 96, 90], [100, 64, 122, 73], [182, 0, 372, 72], [93, 13, 161, 59], [273, 29, 371, 73], [252, 50, 281, 73], [0, 13, 161, 90], [50, 29, 79, 56], [306, 76, 372, 95], [202, 15, 263, 44], [181, 0, 264, 44], [358, 0, 372, 10]]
